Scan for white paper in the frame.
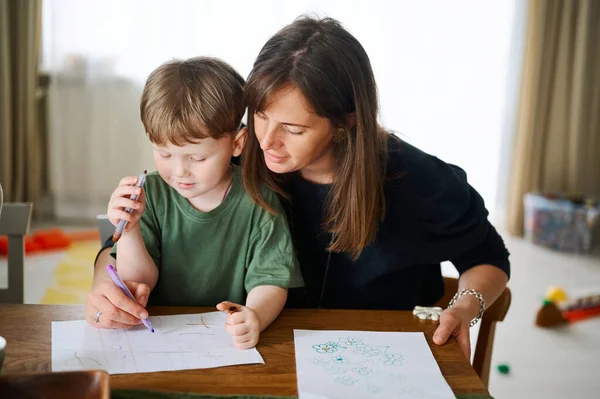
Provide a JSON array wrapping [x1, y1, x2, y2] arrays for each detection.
[[52, 312, 264, 374], [293, 330, 455, 399]]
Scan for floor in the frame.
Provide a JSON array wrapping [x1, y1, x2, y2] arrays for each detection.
[[1, 227, 599, 398], [483, 234, 600, 399]]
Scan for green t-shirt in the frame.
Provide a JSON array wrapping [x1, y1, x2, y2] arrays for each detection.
[[111, 166, 304, 306]]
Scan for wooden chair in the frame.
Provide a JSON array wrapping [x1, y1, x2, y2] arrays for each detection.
[[0, 203, 33, 304], [435, 277, 511, 388]]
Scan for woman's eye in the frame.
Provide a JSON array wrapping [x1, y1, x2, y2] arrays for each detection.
[[191, 157, 205, 162], [284, 126, 304, 135], [255, 112, 268, 120]]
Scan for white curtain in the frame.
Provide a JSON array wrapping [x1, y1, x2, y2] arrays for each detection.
[[42, 0, 525, 221]]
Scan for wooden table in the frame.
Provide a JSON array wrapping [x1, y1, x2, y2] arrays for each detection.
[[0, 304, 488, 396]]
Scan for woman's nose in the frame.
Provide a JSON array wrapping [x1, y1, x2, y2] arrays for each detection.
[[260, 125, 278, 151]]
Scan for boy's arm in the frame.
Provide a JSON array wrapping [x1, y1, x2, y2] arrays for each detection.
[[245, 285, 288, 331], [217, 286, 287, 349], [115, 225, 159, 289], [92, 247, 115, 288]]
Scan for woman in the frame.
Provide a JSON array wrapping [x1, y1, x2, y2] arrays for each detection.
[[240, 16, 509, 359], [91, 16, 509, 359]]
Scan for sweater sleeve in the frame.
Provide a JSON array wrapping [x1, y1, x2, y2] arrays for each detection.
[[401, 142, 510, 278]]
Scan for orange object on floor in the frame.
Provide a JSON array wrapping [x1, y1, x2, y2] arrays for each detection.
[[0, 236, 7, 254], [0, 229, 72, 256], [66, 230, 100, 242], [25, 236, 43, 253], [0, 228, 101, 256], [563, 306, 600, 323], [33, 229, 72, 251]]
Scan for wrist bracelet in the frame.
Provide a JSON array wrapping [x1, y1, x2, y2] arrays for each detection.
[[448, 289, 486, 327]]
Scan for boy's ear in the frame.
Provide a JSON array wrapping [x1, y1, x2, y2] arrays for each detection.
[[232, 127, 247, 157]]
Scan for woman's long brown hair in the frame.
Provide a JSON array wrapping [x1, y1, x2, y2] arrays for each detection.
[[242, 16, 388, 260]]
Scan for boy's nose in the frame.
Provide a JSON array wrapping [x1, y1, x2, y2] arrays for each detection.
[[173, 160, 190, 177]]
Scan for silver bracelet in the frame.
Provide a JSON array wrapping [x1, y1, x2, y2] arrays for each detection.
[[448, 289, 486, 327]]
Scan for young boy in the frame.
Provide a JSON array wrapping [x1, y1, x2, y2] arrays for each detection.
[[89, 57, 304, 349]]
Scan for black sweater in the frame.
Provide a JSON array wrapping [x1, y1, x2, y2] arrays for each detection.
[[284, 135, 510, 310]]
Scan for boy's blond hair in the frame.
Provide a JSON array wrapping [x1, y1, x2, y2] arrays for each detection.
[[140, 57, 245, 145]]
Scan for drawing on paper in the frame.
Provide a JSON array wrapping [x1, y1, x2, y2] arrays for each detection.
[[294, 330, 455, 399], [308, 336, 404, 392], [52, 312, 264, 375]]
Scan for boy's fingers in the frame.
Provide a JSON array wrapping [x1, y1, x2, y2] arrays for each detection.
[[237, 341, 256, 350], [114, 185, 142, 199], [232, 333, 257, 349], [217, 301, 243, 317], [112, 197, 142, 210], [119, 176, 138, 186], [225, 311, 246, 326], [225, 323, 250, 336], [108, 210, 133, 223], [217, 301, 237, 310]]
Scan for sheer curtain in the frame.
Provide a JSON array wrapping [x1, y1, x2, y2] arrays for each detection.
[[42, 0, 525, 221]]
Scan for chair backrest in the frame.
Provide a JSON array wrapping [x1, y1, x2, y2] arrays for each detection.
[[436, 276, 511, 388], [0, 203, 33, 304], [96, 215, 114, 246]]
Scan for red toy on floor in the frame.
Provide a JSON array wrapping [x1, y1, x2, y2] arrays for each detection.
[[0, 228, 101, 256]]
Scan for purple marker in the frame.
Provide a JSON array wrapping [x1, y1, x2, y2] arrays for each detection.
[[106, 264, 154, 333], [112, 170, 147, 243]]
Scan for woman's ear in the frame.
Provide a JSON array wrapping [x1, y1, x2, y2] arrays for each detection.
[[345, 112, 356, 129], [232, 127, 247, 157]]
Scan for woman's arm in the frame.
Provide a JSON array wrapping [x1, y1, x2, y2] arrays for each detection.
[[433, 265, 508, 359], [87, 243, 153, 329], [455, 265, 509, 316]]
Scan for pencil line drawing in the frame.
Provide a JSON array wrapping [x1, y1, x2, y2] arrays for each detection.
[[124, 328, 138, 372], [52, 312, 265, 374]]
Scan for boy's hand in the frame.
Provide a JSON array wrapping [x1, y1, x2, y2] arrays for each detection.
[[217, 301, 260, 350], [107, 176, 146, 230]]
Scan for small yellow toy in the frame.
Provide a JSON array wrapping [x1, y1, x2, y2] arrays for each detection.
[[545, 286, 568, 303], [536, 286, 600, 327]]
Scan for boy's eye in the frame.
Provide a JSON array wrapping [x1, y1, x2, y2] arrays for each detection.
[[191, 157, 205, 162], [160, 153, 171, 159]]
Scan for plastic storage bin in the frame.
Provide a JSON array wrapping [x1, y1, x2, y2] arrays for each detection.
[[524, 193, 600, 253]]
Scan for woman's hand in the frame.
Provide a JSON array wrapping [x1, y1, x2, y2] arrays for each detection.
[[217, 301, 261, 350], [86, 279, 150, 329], [433, 307, 472, 359]]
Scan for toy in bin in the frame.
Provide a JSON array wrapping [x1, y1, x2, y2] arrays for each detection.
[[535, 286, 600, 327], [524, 193, 600, 253]]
